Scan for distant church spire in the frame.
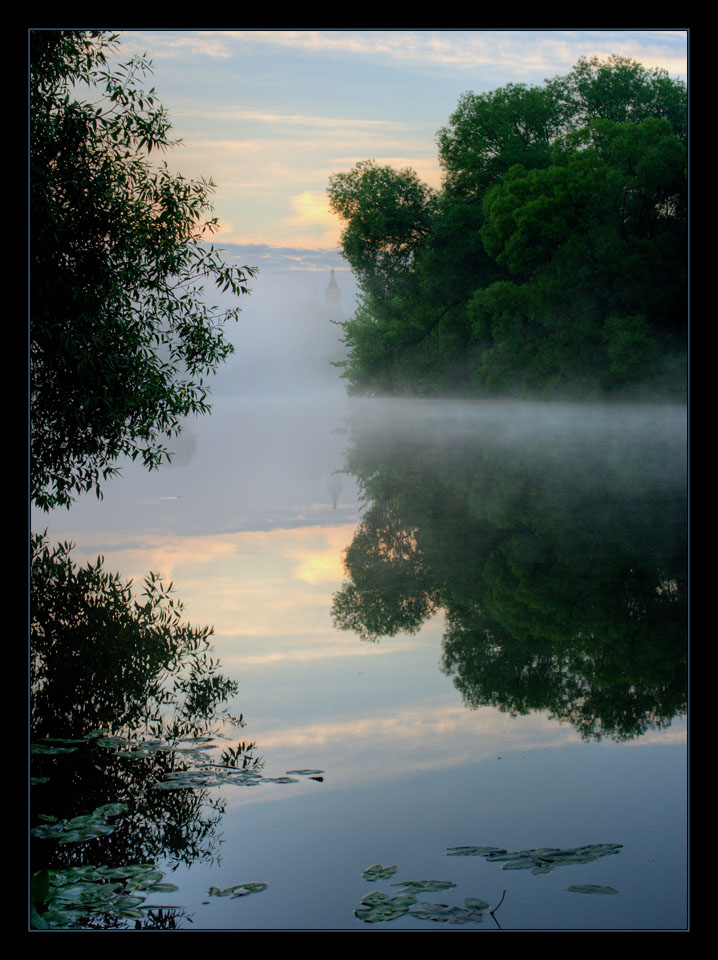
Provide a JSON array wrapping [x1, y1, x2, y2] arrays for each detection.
[[324, 268, 341, 314]]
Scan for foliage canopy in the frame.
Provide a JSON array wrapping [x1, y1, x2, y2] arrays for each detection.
[[327, 56, 687, 398], [31, 31, 256, 509]]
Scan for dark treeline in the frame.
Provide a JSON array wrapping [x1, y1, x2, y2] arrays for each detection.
[[328, 56, 687, 399]]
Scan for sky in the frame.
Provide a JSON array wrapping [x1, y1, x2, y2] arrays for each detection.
[[110, 29, 687, 281]]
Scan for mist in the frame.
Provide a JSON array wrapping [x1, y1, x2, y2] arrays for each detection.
[[34, 251, 686, 542], [208, 249, 358, 401]]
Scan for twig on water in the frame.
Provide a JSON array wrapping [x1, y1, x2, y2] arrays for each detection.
[[489, 889, 506, 929]]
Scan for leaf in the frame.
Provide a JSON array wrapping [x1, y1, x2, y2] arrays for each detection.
[[446, 845, 506, 856], [363, 863, 397, 881], [409, 901, 486, 924], [390, 880, 457, 892], [207, 882, 267, 898], [355, 891, 416, 923], [564, 885, 619, 895]]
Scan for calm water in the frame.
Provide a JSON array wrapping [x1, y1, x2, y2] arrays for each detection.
[[30, 395, 687, 931]]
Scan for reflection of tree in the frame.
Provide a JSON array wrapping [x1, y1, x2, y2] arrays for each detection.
[[332, 408, 687, 741], [30, 534, 257, 880], [332, 501, 439, 639], [31, 534, 239, 742]]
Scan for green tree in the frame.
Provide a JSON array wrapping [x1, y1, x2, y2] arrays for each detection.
[[545, 54, 688, 141], [437, 82, 561, 200], [327, 160, 436, 297], [31, 31, 256, 510], [328, 55, 686, 398]]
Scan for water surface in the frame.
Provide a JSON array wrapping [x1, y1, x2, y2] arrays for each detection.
[[30, 395, 687, 931]]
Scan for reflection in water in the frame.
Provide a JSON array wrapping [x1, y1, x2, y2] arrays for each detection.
[[30, 398, 688, 930], [30, 535, 259, 927], [327, 472, 343, 510], [332, 402, 687, 742]]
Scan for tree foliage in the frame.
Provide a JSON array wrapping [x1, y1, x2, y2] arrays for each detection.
[[31, 31, 256, 509], [327, 56, 687, 398]]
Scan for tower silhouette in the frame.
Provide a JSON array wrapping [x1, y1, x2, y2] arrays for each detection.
[[324, 268, 341, 315]]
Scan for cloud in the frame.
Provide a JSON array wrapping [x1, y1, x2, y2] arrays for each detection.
[[172, 106, 406, 131], [278, 190, 343, 249], [120, 29, 685, 82], [221, 29, 687, 79], [119, 31, 235, 60]]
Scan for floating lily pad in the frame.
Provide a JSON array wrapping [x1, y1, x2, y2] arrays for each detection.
[[31, 821, 66, 839], [31, 743, 77, 755], [446, 845, 506, 857], [465, 898, 491, 910], [355, 890, 416, 923], [409, 900, 488, 924], [286, 769, 324, 776], [32, 801, 128, 845], [207, 882, 267, 899], [145, 882, 180, 894], [32, 863, 178, 929], [391, 880, 457, 893], [479, 843, 623, 874], [363, 863, 397, 881], [41, 907, 86, 928], [565, 885, 619, 895], [484, 851, 531, 862]]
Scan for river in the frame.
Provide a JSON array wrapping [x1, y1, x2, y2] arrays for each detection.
[[30, 392, 687, 931]]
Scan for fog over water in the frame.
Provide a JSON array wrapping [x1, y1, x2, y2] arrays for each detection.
[[31, 262, 687, 931], [33, 260, 687, 539]]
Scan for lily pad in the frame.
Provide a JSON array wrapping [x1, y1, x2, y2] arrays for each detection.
[[31, 821, 66, 839], [207, 882, 267, 899], [390, 880, 457, 893], [446, 845, 506, 857], [465, 898, 490, 910], [409, 901, 487, 924], [355, 890, 416, 923], [33, 862, 179, 929], [565, 885, 619, 895], [481, 843, 624, 873], [286, 769, 324, 776], [363, 863, 397, 881]]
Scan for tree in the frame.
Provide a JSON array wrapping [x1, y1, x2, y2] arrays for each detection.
[[328, 55, 686, 398], [31, 31, 256, 510], [437, 82, 561, 200]]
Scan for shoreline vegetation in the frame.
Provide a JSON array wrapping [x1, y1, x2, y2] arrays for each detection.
[[328, 55, 687, 401]]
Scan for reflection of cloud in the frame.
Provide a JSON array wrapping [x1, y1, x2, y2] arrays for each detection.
[[58, 524, 359, 638], [621, 729, 687, 746], [222, 642, 404, 666], [226, 705, 591, 799]]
